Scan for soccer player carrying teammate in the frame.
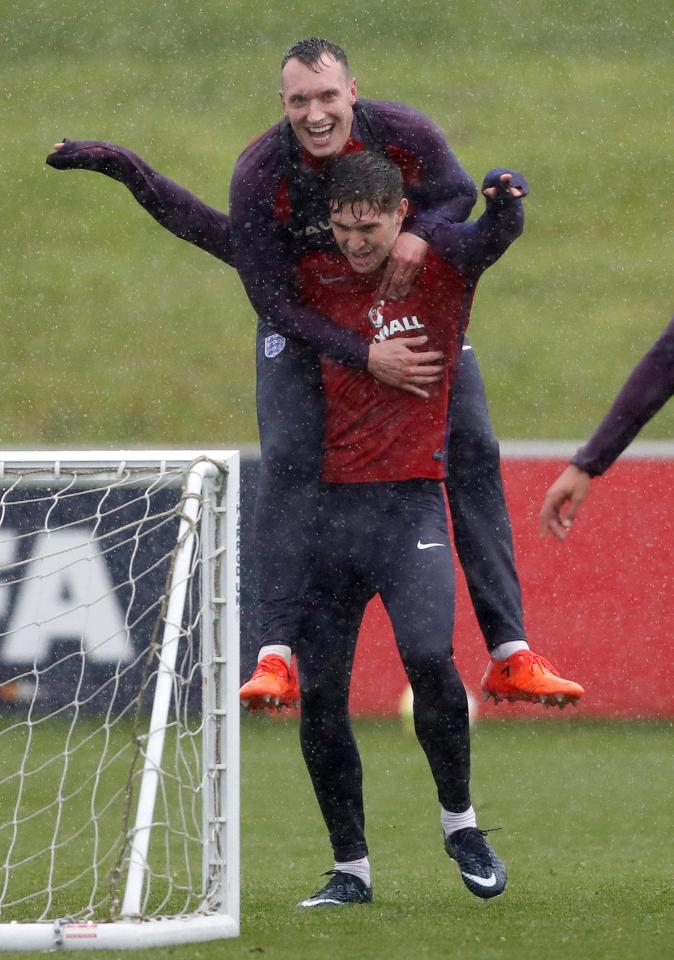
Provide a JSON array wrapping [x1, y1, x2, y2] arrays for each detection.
[[45, 37, 583, 709], [294, 151, 525, 908], [540, 314, 674, 539]]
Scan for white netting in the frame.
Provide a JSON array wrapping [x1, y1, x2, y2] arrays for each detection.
[[0, 458, 235, 930]]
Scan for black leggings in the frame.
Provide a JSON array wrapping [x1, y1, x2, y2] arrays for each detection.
[[254, 325, 524, 651], [446, 341, 525, 648], [297, 481, 471, 862]]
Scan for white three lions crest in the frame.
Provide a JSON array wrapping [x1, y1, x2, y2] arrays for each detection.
[[264, 333, 286, 358]]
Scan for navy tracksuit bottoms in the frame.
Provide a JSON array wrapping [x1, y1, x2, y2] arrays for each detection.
[[297, 480, 470, 862]]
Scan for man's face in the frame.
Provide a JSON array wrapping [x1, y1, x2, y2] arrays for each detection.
[[330, 198, 408, 274], [280, 55, 357, 158]]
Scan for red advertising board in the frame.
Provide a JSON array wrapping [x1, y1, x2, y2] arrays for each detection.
[[350, 455, 674, 719]]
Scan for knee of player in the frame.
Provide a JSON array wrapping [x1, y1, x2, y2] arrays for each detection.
[[300, 693, 350, 746], [300, 679, 347, 713], [404, 648, 454, 683], [407, 667, 469, 715]]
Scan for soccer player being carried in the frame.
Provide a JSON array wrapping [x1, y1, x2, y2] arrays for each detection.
[[46, 37, 583, 710], [294, 150, 525, 908]]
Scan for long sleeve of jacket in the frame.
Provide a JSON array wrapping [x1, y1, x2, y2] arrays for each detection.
[[430, 169, 526, 275], [46, 140, 233, 265], [572, 315, 674, 476], [229, 130, 373, 367], [368, 99, 477, 241]]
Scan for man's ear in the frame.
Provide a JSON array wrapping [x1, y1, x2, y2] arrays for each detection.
[[278, 89, 286, 113], [349, 75, 358, 104], [395, 197, 409, 225]]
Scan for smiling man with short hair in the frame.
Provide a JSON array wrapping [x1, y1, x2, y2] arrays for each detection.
[[279, 40, 356, 158]]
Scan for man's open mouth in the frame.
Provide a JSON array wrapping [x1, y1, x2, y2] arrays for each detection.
[[307, 123, 334, 145]]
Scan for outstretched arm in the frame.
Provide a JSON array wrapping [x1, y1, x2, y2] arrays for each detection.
[[46, 139, 233, 265], [432, 170, 527, 274], [540, 315, 674, 540], [572, 315, 674, 476]]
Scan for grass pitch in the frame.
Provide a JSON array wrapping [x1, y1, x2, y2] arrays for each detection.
[[1, 717, 671, 959]]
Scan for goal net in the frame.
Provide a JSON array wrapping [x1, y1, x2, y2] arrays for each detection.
[[0, 451, 239, 950]]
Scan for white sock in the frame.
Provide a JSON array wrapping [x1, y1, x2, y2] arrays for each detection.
[[441, 804, 477, 838], [490, 640, 529, 661], [333, 856, 371, 887], [258, 644, 292, 667]]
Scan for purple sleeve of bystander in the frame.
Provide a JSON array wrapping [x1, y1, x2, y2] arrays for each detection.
[[572, 315, 674, 475]]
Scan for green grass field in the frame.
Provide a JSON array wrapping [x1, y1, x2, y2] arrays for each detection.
[[1, 717, 672, 959], [2, 0, 673, 447]]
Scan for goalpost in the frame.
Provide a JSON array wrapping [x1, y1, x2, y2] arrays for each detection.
[[0, 450, 240, 950]]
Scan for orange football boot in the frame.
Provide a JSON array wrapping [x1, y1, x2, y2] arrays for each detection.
[[239, 654, 300, 712], [481, 650, 584, 708]]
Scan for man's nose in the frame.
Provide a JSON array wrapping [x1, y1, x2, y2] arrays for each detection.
[[346, 235, 367, 253], [306, 98, 326, 124]]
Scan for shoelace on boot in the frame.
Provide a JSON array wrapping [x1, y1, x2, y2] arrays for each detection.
[[250, 657, 289, 682], [529, 653, 561, 678]]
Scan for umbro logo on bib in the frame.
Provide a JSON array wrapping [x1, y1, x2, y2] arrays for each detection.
[[264, 334, 286, 358]]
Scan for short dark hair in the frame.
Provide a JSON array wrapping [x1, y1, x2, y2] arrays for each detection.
[[281, 37, 349, 74], [328, 152, 404, 218]]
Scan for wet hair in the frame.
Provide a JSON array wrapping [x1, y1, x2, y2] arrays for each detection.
[[281, 38, 350, 74], [328, 152, 404, 218]]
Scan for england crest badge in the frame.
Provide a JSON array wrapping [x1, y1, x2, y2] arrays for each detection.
[[368, 300, 385, 330], [264, 333, 286, 358]]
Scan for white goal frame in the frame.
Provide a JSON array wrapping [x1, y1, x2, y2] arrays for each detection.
[[0, 450, 240, 950]]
